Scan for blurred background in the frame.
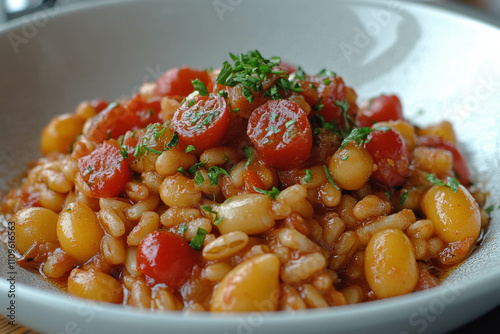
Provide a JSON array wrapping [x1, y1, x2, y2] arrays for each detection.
[[0, 0, 500, 24]]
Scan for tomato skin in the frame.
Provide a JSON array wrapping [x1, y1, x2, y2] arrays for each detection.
[[77, 142, 132, 198], [243, 170, 266, 193], [84, 103, 140, 143], [126, 94, 162, 126], [137, 230, 198, 288], [155, 66, 212, 100], [357, 95, 403, 127], [418, 136, 470, 187], [299, 76, 352, 124], [89, 99, 109, 113], [365, 129, 410, 187], [247, 100, 312, 169], [172, 95, 230, 151]]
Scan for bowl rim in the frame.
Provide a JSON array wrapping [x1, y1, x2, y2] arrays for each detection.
[[1, 0, 500, 329]]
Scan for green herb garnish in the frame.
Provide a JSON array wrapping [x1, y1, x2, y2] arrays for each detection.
[[253, 186, 281, 200], [304, 169, 313, 183], [189, 228, 208, 250], [191, 79, 209, 96], [323, 165, 340, 190], [425, 174, 460, 193]]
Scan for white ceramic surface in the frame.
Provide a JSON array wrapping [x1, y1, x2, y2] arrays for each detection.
[[1, 1, 500, 333]]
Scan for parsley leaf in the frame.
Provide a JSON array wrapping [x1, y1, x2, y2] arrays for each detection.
[[201, 206, 224, 225], [317, 69, 336, 77], [207, 166, 230, 186], [191, 79, 209, 96], [120, 145, 128, 159], [400, 189, 408, 206], [166, 131, 179, 149], [187, 160, 208, 176], [243, 145, 254, 167], [425, 174, 460, 193], [218, 90, 228, 98], [194, 171, 205, 186], [339, 126, 390, 149], [253, 186, 281, 200], [185, 145, 197, 153], [177, 222, 187, 235], [189, 228, 208, 250], [323, 165, 340, 190], [295, 67, 306, 80], [304, 169, 312, 183]]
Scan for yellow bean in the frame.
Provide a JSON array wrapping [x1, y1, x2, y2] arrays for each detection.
[[57, 202, 104, 262], [210, 254, 280, 312], [422, 185, 480, 243], [68, 269, 123, 303], [328, 142, 373, 190], [40, 114, 84, 155], [364, 229, 418, 298], [14, 207, 59, 254]]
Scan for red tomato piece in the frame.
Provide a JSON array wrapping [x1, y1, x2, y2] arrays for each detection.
[[155, 66, 212, 100], [137, 230, 198, 288], [356, 95, 404, 127], [77, 142, 132, 198], [418, 136, 470, 187], [172, 94, 230, 151], [89, 99, 109, 113], [126, 94, 162, 127], [84, 103, 140, 143], [365, 128, 410, 187], [243, 170, 266, 193], [247, 99, 312, 169]]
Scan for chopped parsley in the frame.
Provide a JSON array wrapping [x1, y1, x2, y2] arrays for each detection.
[[323, 165, 340, 190], [215, 50, 295, 103], [304, 169, 313, 183], [295, 67, 306, 80], [253, 186, 281, 200], [119, 145, 128, 159], [191, 79, 209, 96], [187, 99, 196, 107], [177, 222, 187, 235], [194, 170, 205, 186], [243, 145, 254, 167], [385, 191, 391, 199], [341, 155, 349, 161], [189, 228, 208, 250], [187, 160, 208, 176], [165, 131, 179, 149], [339, 126, 390, 149], [84, 166, 93, 176], [201, 205, 224, 225], [218, 90, 228, 98], [207, 166, 230, 186], [177, 167, 186, 175], [185, 145, 197, 153], [485, 205, 495, 217], [426, 174, 460, 193], [400, 189, 408, 206], [285, 119, 296, 128], [317, 69, 336, 77]]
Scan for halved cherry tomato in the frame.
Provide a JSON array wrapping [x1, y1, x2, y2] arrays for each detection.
[[137, 230, 198, 289], [126, 93, 162, 126], [89, 99, 109, 113], [172, 94, 230, 151], [356, 95, 403, 127], [155, 66, 212, 100], [365, 128, 410, 187], [77, 142, 132, 198], [418, 136, 470, 187], [84, 103, 140, 143], [247, 99, 312, 169], [299, 76, 352, 124]]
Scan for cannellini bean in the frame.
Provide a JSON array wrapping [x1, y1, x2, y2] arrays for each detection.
[[203, 262, 233, 282], [406, 219, 434, 240], [413, 147, 453, 176], [56, 202, 104, 262], [277, 184, 314, 218], [159, 173, 201, 207], [153, 287, 182, 311], [356, 209, 416, 245], [277, 228, 320, 253], [301, 284, 329, 308], [422, 185, 480, 243], [42, 248, 77, 278], [216, 194, 275, 235], [211, 254, 280, 312], [127, 211, 160, 246], [281, 284, 307, 310], [14, 207, 59, 254], [281, 253, 326, 283], [101, 235, 126, 265], [200, 146, 242, 166], [155, 149, 197, 176], [353, 195, 391, 221], [364, 229, 418, 298], [68, 269, 123, 303], [203, 231, 249, 260], [328, 142, 373, 190], [125, 247, 142, 276]]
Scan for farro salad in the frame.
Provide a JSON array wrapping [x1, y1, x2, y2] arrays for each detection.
[[0, 50, 489, 312]]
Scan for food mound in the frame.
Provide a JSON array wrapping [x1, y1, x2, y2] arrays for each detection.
[[0, 51, 490, 312]]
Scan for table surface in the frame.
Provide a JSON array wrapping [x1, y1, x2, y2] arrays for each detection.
[[0, 0, 499, 333]]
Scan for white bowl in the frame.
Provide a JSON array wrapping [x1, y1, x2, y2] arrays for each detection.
[[1, 1, 500, 333]]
